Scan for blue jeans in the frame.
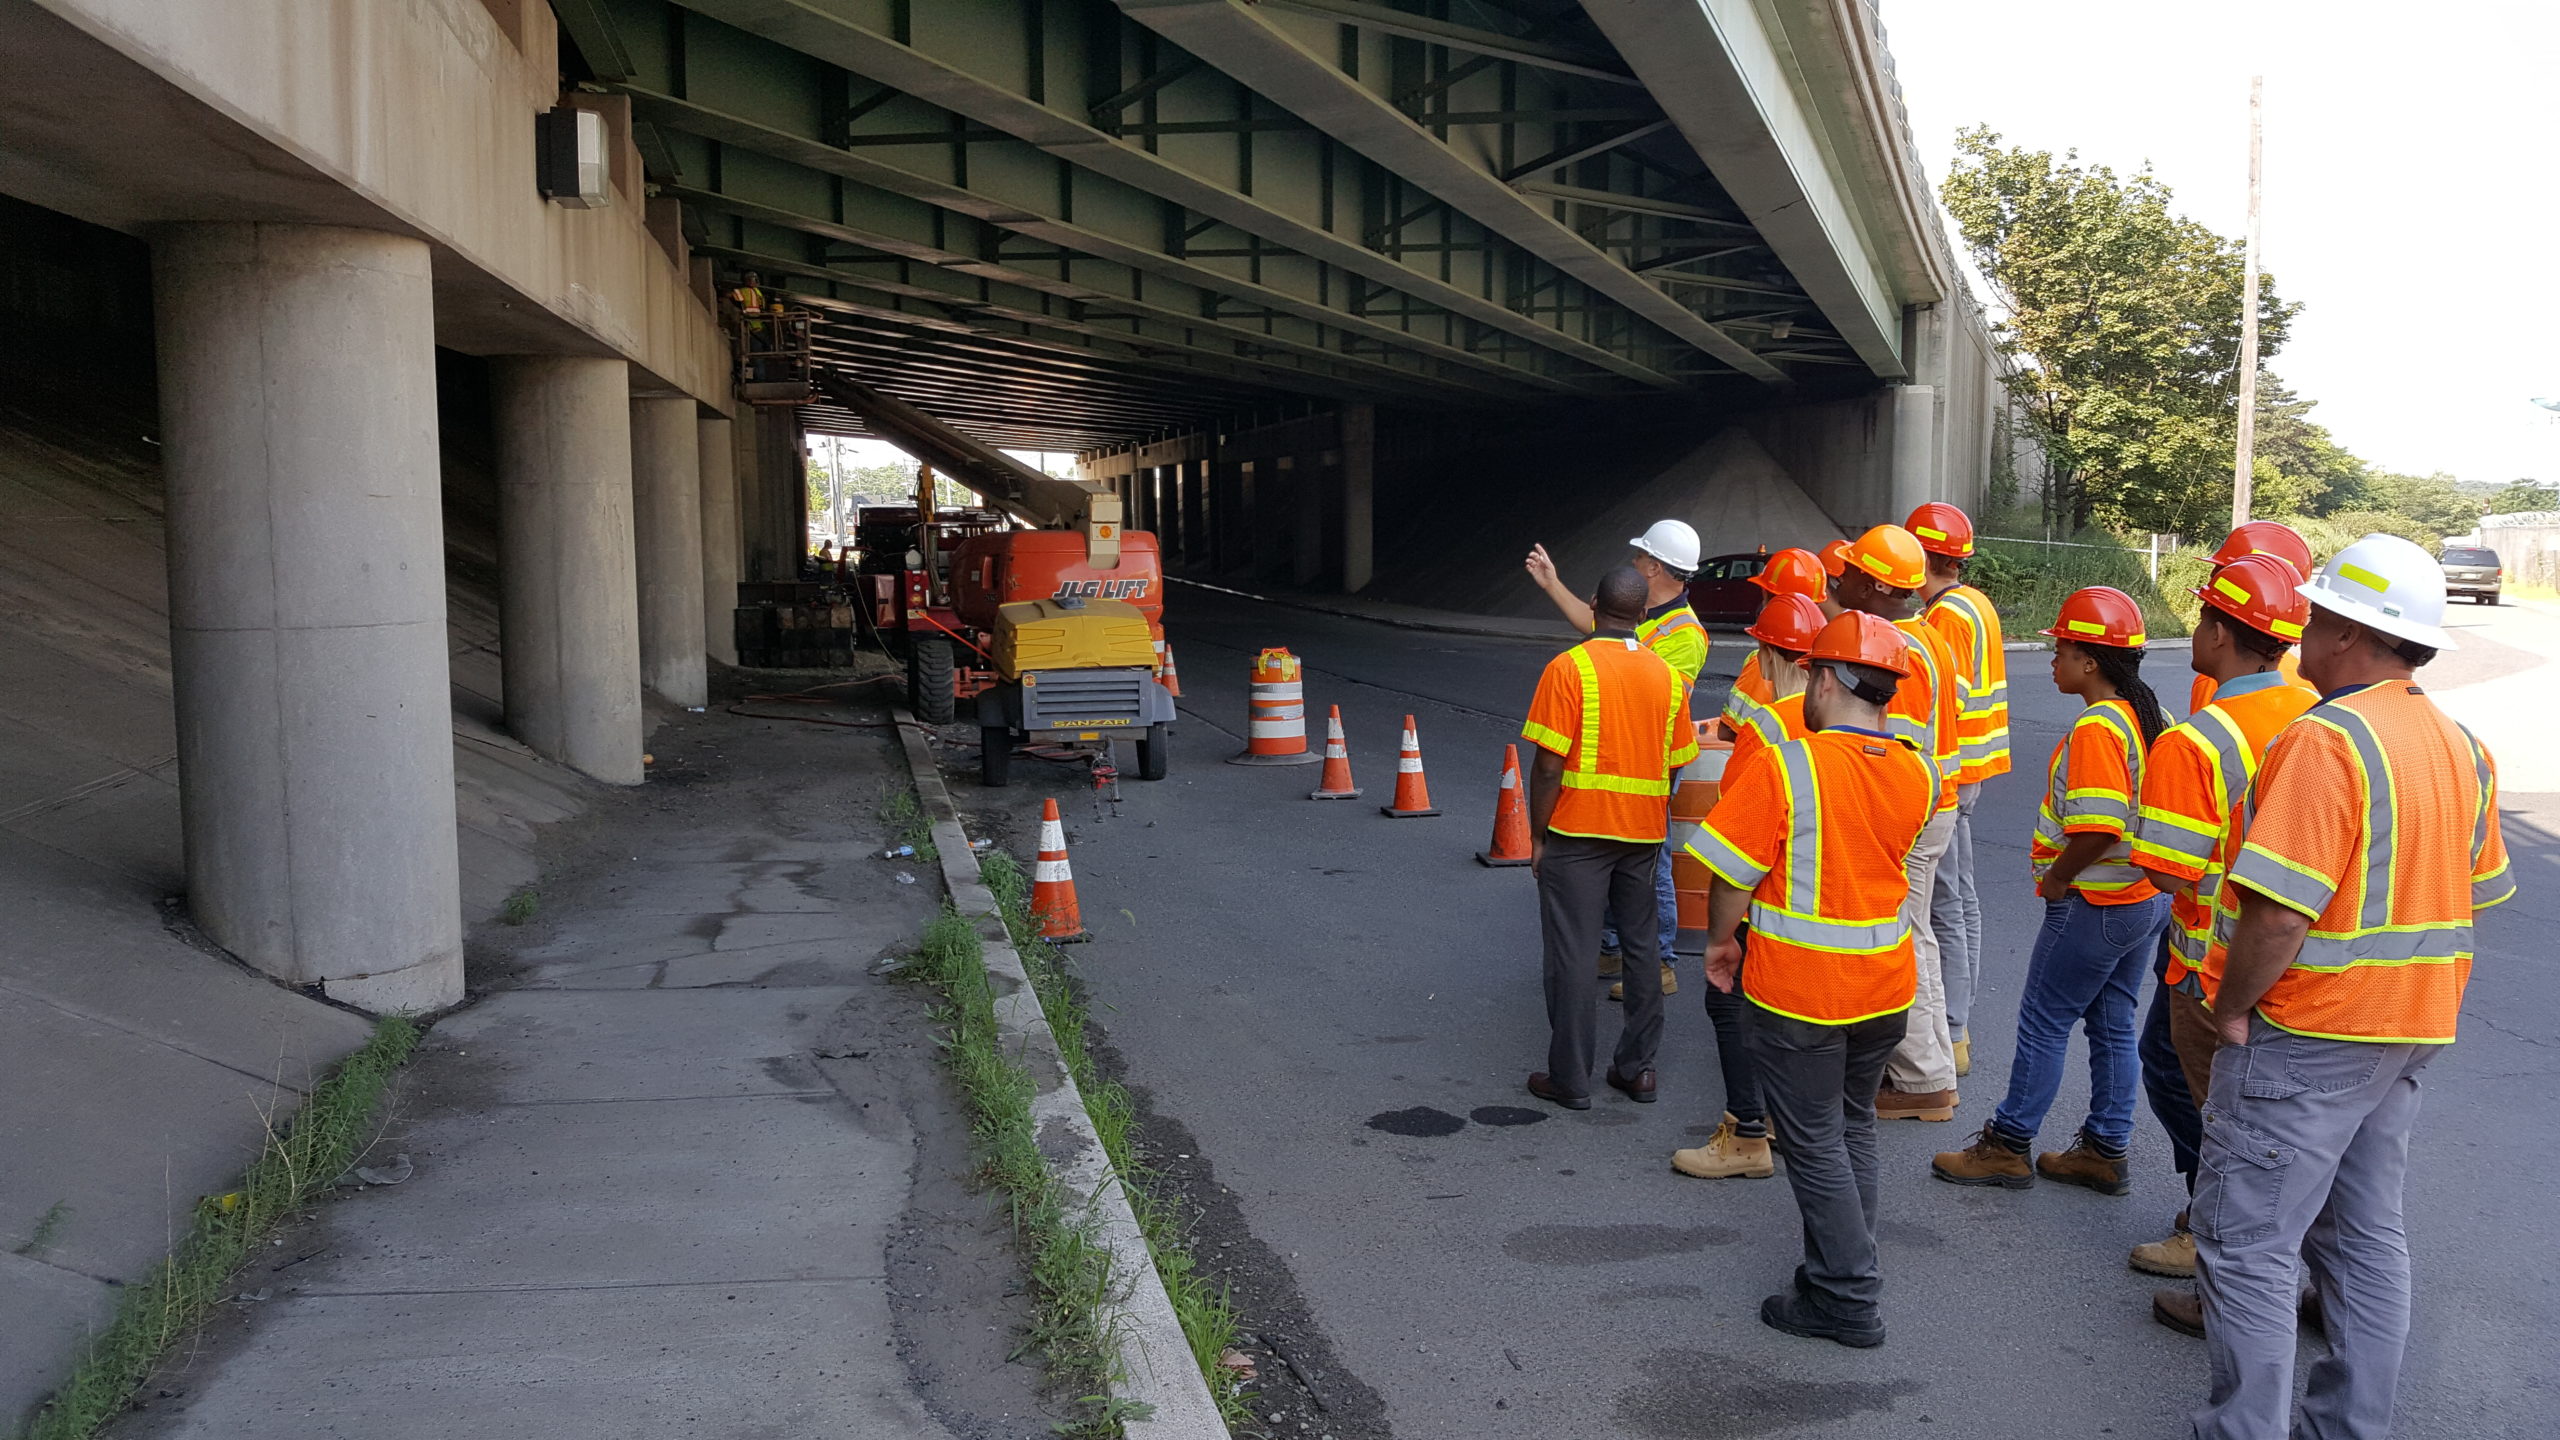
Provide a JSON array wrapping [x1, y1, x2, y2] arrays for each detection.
[[2138, 937, 2202, 1183], [1990, 893, 2169, 1150]]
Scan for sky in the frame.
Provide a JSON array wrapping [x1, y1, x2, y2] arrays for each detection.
[[1880, 0, 2560, 486]]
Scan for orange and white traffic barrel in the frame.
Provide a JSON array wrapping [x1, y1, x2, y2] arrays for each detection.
[[1228, 646, 1321, 766]]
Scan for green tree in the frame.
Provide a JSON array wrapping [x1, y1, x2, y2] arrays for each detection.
[[1941, 128, 2299, 537], [2246, 373, 2366, 518], [2486, 478, 2557, 514]]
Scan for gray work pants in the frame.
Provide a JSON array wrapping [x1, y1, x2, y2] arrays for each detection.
[[1930, 783, 1984, 1040], [1884, 806, 1960, 1092], [1748, 1001, 1908, 1323], [2192, 1016, 2436, 1440], [1538, 833, 1664, 1096]]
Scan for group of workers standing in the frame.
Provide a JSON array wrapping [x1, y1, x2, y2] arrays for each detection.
[[1516, 507, 2509, 1438]]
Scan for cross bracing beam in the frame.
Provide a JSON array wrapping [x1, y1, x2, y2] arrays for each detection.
[[1252, 0, 1643, 85], [649, 0, 1687, 388], [1108, 0, 1788, 384]]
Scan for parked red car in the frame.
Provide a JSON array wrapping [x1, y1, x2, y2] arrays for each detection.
[[1685, 551, 1769, 623]]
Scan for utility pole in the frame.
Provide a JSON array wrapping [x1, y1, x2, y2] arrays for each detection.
[[2231, 76, 2264, 526]]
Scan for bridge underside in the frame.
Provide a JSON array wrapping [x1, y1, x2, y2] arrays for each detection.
[[585, 0, 1939, 454]]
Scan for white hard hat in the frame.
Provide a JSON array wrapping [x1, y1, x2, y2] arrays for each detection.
[[2299, 533, 2455, 652], [1629, 519, 1702, 575]]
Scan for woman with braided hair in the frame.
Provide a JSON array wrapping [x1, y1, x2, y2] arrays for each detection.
[[1931, 587, 2172, 1196]]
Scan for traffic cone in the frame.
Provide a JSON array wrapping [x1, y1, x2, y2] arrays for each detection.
[[1158, 641, 1183, 699], [1029, 797, 1090, 943], [1476, 744, 1533, 865], [1379, 715, 1440, 818], [1309, 705, 1362, 800]]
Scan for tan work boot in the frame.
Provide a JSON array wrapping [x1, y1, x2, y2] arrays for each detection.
[[1875, 1084, 1958, 1122], [1931, 1125, 2033, 1189], [1606, 962, 1678, 1002], [2036, 1132, 2132, 1196], [2130, 1228, 2198, 1278], [1953, 1037, 1972, 1077], [1672, 1114, 1774, 1179], [1597, 948, 1623, 978]]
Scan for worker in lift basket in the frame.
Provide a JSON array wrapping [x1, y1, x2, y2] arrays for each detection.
[[1522, 520, 1708, 1005]]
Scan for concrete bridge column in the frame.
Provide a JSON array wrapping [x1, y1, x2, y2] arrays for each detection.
[[1293, 453, 1324, 587], [698, 415, 740, 666], [150, 222, 463, 1012], [1179, 461, 1208, 569], [493, 356, 645, 785], [1340, 403, 1375, 594], [631, 396, 706, 707]]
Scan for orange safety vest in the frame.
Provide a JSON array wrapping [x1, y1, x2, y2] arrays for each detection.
[[1925, 583, 2011, 784], [1721, 649, 1773, 734], [2214, 682, 2513, 1043], [1887, 616, 1963, 813], [2031, 698, 2157, 904], [1725, 689, 1808, 786], [1682, 727, 1936, 1024], [2186, 649, 2314, 716], [1522, 633, 1701, 844], [2131, 672, 2319, 987]]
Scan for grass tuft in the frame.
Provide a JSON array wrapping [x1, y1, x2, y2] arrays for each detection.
[[878, 783, 941, 862], [978, 852, 1251, 1428], [498, 887, 539, 926], [21, 1017, 420, 1440]]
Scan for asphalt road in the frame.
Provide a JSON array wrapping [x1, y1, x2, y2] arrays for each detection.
[[958, 584, 2560, 1440]]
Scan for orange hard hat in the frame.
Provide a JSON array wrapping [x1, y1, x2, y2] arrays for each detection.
[[1751, 547, 1829, 602], [1844, 525, 1928, 592], [1904, 502, 1976, 558], [2210, 521, 2314, 582], [2195, 553, 2308, 642], [2042, 586, 2147, 648], [1806, 610, 1914, 677], [1746, 593, 1826, 653], [1818, 539, 1851, 578]]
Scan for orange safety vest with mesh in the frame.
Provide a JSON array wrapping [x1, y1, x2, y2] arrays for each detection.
[[1886, 617, 1963, 812], [2186, 649, 2314, 716], [1682, 727, 1936, 1024], [1726, 689, 1808, 784], [1523, 634, 1701, 844], [1925, 584, 2011, 784], [1721, 649, 1774, 738], [2211, 682, 2512, 1043], [2130, 672, 2319, 988], [2031, 698, 2158, 904]]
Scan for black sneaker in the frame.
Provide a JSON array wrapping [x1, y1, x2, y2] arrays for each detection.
[[1760, 1290, 1884, 1349]]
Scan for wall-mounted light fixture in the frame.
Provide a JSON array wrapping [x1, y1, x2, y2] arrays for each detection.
[[535, 106, 609, 209]]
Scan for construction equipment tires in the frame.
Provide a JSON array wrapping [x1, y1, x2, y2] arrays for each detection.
[[1136, 723, 1170, 781], [907, 636, 955, 724], [980, 725, 1013, 787]]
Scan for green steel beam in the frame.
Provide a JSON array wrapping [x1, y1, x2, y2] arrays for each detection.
[[656, 0, 1683, 388], [1253, 0, 1643, 86]]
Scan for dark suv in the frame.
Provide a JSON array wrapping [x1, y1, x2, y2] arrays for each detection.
[[2440, 546, 2502, 605]]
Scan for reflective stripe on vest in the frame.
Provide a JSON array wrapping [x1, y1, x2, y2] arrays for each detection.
[[1888, 630, 1948, 790], [1738, 739, 1913, 955], [2136, 705, 2257, 964], [1557, 641, 1682, 797], [2036, 702, 2147, 895]]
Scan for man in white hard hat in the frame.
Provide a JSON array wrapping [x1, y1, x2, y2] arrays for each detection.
[[2186, 534, 2510, 1440], [1526, 520, 1709, 1001]]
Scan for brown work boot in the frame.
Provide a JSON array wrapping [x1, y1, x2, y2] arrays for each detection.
[[1931, 1125, 2033, 1189], [2037, 1131, 2133, 1196], [2152, 1287, 2205, 1338], [2130, 1223, 2197, 1279], [1953, 1036, 1973, 1077], [1671, 1115, 1774, 1179], [1606, 962, 1679, 1002], [1876, 1084, 1958, 1122], [1597, 947, 1623, 978]]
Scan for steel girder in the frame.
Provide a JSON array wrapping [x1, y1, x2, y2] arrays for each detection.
[[1110, 0, 1790, 383]]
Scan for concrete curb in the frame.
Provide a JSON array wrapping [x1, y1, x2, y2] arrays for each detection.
[[888, 709, 1230, 1440]]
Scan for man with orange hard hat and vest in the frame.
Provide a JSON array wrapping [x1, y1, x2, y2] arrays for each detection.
[[1521, 565, 1700, 1110], [1721, 547, 1832, 747], [1831, 524, 1967, 1120], [1908, 502, 2010, 1079], [2185, 521, 2318, 716], [1684, 611, 1937, 1346], [1526, 521, 1709, 1002], [2185, 534, 2509, 1440], [2125, 553, 2318, 1314]]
